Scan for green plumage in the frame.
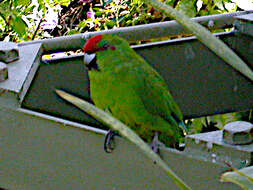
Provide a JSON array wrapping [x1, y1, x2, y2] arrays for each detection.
[[86, 34, 183, 147]]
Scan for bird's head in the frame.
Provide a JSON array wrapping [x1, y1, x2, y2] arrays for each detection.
[[83, 34, 125, 70], [83, 34, 117, 54]]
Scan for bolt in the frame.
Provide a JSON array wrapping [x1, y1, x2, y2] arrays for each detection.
[[0, 62, 8, 82], [208, 20, 214, 28], [0, 42, 19, 63], [223, 121, 253, 145]]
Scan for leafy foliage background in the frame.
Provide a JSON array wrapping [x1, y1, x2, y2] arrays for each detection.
[[0, 0, 251, 41]]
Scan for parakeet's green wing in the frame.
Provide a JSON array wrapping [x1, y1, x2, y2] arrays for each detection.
[[112, 37, 183, 123], [130, 63, 182, 118], [123, 62, 184, 144], [119, 44, 183, 123]]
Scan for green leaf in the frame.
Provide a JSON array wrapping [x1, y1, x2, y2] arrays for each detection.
[[38, 0, 47, 12], [189, 117, 205, 134], [23, 4, 36, 14], [11, 15, 27, 36], [213, 0, 224, 10], [103, 0, 114, 6], [175, 0, 197, 17], [202, 0, 209, 4], [165, 0, 176, 7], [56, 0, 72, 6], [0, 0, 10, 11], [224, 2, 237, 12], [78, 20, 88, 28], [67, 29, 80, 35], [221, 166, 253, 190], [14, 0, 31, 6], [208, 112, 240, 129], [106, 20, 116, 27]]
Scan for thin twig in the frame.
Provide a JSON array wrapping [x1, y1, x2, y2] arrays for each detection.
[[32, 18, 43, 40]]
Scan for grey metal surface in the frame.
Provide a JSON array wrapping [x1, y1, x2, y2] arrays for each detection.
[[235, 13, 253, 22], [0, 43, 42, 109], [0, 62, 8, 82], [21, 11, 252, 53], [234, 15, 253, 37], [223, 121, 253, 145], [0, 107, 240, 190], [185, 130, 252, 169], [0, 43, 41, 94], [0, 42, 19, 63]]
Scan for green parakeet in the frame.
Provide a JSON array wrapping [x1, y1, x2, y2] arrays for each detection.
[[83, 34, 184, 152]]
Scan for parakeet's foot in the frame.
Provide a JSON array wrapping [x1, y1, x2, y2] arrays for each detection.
[[151, 132, 165, 154], [104, 130, 119, 153]]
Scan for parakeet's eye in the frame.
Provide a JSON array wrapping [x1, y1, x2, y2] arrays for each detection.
[[99, 43, 115, 51], [103, 44, 109, 49], [99, 40, 108, 49]]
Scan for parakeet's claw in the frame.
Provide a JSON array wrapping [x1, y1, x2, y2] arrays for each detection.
[[151, 132, 165, 154], [104, 130, 118, 153]]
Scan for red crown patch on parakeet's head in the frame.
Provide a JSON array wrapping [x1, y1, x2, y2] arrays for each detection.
[[83, 34, 116, 54], [83, 35, 103, 54]]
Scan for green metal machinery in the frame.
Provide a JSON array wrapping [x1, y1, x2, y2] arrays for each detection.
[[0, 11, 252, 190]]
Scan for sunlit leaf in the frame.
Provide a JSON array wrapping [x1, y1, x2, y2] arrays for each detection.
[[224, 2, 237, 12], [221, 166, 253, 190], [78, 20, 88, 28], [213, 0, 224, 10], [201, 0, 209, 4], [11, 15, 27, 36], [38, 0, 47, 12], [14, 0, 31, 7], [103, 0, 114, 6], [0, 0, 10, 13], [175, 0, 197, 17], [23, 4, 36, 14], [196, 0, 203, 12], [208, 112, 240, 129], [55, 0, 72, 6], [67, 29, 80, 35], [165, 0, 176, 6], [106, 20, 116, 27]]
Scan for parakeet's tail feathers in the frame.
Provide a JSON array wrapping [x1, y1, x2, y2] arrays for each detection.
[[179, 121, 190, 135], [169, 98, 184, 122]]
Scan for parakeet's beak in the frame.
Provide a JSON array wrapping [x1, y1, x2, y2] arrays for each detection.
[[84, 53, 96, 65], [83, 53, 98, 71]]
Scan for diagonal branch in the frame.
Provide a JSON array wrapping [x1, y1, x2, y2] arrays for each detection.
[[55, 89, 192, 190], [141, 0, 253, 81]]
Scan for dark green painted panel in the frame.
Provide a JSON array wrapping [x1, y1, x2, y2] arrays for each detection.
[[22, 33, 253, 126], [136, 33, 253, 118], [22, 57, 106, 129]]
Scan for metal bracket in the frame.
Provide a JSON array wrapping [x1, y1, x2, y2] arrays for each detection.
[[234, 13, 253, 37], [185, 121, 253, 169]]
